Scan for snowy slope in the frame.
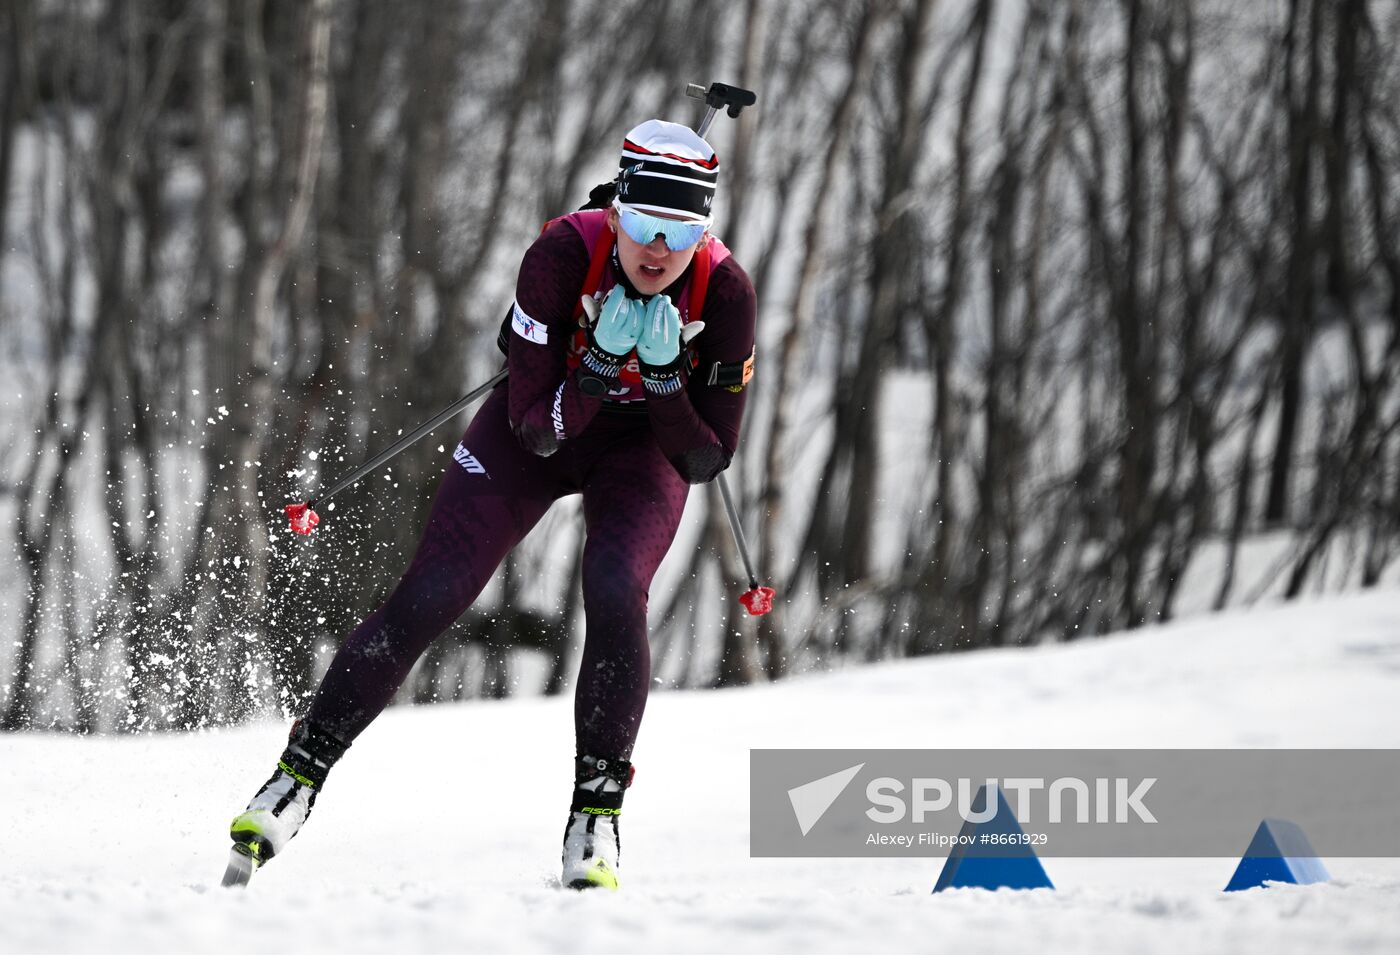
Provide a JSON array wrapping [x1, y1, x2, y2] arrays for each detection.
[[4, 590, 1399, 955]]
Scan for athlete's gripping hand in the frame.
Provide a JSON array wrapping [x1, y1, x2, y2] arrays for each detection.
[[594, 285, 642, 356], [637, 294, 681, 366], [636, 294, 703, 396], [580, 285, 642, 389]]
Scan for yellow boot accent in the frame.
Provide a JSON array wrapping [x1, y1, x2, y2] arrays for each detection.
[[580, 857, 619, 891]]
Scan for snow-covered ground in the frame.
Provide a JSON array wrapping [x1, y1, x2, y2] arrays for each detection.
[[5, 589, 1400, 954]]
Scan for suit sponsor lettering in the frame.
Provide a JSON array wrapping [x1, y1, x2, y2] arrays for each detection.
[[453, 443, 489, 477], [552, 382, 567, 443]]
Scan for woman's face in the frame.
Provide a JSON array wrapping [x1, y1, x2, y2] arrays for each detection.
[[608, 206, 703, 297]]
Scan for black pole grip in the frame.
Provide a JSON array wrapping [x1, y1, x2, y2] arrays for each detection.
[[704, 82, 757, 117]]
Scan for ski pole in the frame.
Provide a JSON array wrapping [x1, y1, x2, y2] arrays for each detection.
[[686, 81, 773, 616], [284, 368, 508, 535], [717, 471, 774, 616]]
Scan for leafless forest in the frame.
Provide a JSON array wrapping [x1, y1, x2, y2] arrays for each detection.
[[2, 0, 1398, 732]]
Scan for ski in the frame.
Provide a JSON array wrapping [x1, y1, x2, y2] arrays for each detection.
[[221, 842, 260, 888]]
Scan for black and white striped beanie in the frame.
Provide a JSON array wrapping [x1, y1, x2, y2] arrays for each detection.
[[614, 120, 719, 223]]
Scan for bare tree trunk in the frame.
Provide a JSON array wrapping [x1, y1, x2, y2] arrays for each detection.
[[760, 0, 883, 609], [226, 0, 333, 720], [1264, 0, 1324, 526], [915, 0, 995, 651], [839, 0, 948, 593], [0, 0, 37, 289]]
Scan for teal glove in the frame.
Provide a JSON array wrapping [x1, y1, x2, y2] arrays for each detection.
[[592, 285, 642, 356], [636, 295, 687, 396], [636, 294, 682, 366], [581, 285, 642, 382]]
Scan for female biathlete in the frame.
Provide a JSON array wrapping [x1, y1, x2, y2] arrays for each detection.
[[225, 119, 757, 891]]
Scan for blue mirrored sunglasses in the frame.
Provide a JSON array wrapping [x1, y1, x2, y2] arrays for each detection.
[[617, 206, 708, 252]]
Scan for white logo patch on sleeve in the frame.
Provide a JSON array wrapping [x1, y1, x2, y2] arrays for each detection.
[[511, 301, 548, 345]]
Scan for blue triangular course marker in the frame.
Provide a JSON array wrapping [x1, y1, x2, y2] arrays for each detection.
[[933, 783, 1054, 892], [1224, 818, 1331, 892]]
